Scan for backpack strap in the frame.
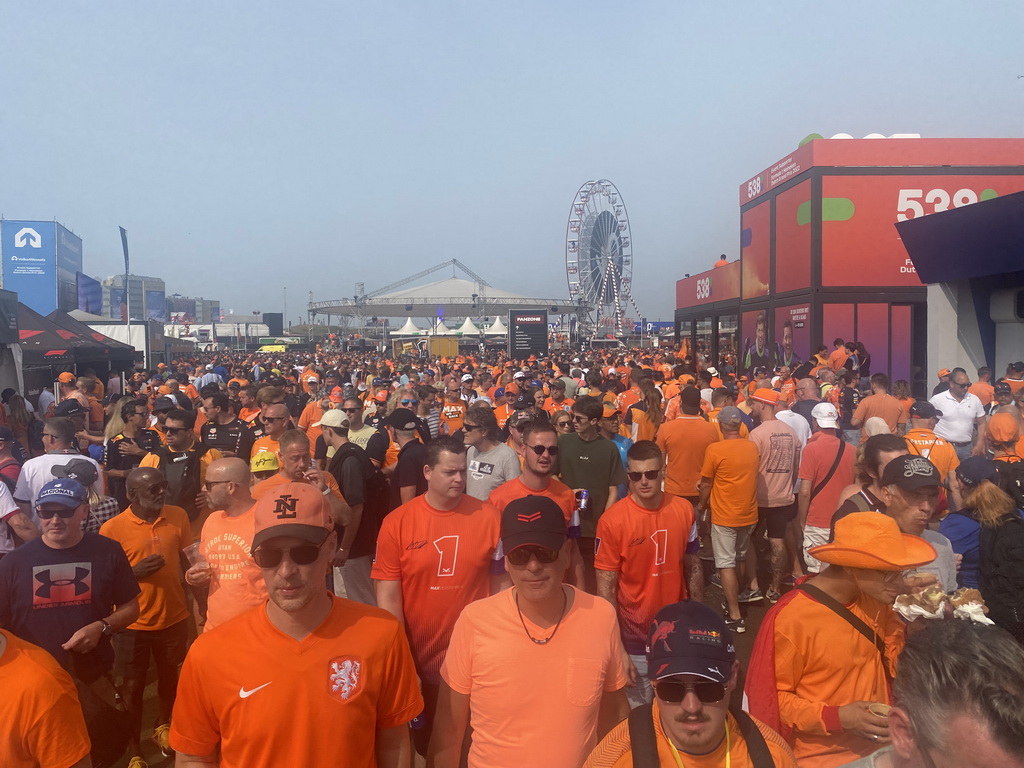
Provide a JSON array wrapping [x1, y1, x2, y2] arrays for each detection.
[[627, 702, 658, 768], [730, 706, 776, 768]]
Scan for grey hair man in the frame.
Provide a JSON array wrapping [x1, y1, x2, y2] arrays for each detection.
[[840, 620, 1024, 767]]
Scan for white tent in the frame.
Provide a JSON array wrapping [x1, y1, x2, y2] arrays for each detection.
[[484, 316, 508, 335], [456, 317, 480, 335], [431, 321, 455, 336], [394, 317, 421, 335]]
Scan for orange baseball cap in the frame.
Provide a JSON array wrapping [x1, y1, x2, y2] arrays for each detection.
[[374, 390, 389, 403], [988, 413, 1020, 443], [57, 372, 76, 384], [937, 368, 952, 378], [252, 482, 333, 550], [601, 403, 618, 418], [750, 388, 779, 406], [329, 386, 345, 404]]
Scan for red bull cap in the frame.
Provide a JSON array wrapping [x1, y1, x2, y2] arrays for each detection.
[[646, 602, 735, 684]]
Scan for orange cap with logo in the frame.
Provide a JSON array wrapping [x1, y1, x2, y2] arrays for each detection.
[[252, 482, 333, 550]]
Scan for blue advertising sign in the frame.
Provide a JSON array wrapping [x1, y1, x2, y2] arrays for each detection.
[[145, 289, 166, 322], [77, 273, 103, 314], [110, 287, 127, 320], [55, 224, 83, 312], [631, 320, 674, 334], [1, 220, 57, 313]]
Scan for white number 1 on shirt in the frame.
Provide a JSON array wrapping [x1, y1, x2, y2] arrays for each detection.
[[651, 529, 668, 566], [434, 535, 459, 577]]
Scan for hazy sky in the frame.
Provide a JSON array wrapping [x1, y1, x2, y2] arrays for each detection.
[[2, 2, 1022, 324]]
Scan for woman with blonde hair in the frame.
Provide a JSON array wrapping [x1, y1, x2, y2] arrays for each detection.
[[952, 457, 1024, 642]]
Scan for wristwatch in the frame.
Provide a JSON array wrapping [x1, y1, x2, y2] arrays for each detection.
[[99, 619, 113, 637], [321, 487, 332, 497]]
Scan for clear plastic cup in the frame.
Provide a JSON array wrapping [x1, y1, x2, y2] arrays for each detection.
[[182, 542, 208, 568]]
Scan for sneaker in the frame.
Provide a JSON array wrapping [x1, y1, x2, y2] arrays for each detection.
[[766, 589, 782, 604], [709, 572, 722, 589], [738, 588, 763, 603], [153, 723, 173, 757], [128, 757, 148, 768], [724, 616, 746, 633], [782, 574, 796, 587]]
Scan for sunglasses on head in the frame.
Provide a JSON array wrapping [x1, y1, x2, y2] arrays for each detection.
[[527, 444, 558, 456], [507, 544, 561, 566], [37, 506, 78, 519], [654, 679, 726, 704], [627, 469, 661, 482], [253, 540, 325, 568]]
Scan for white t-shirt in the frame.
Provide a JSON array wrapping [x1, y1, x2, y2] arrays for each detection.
[[777, 409, 812, 448], [13, 453, 105, 523], [0, 482, 24, 554]]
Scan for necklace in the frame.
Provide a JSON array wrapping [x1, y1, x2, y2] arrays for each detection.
[[515, 586, 567, 645]]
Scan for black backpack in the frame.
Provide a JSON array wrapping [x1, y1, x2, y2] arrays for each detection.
[[148, 443, 212, 521], [330, 442, 391, 559], [628, 702, 775, 768], [995, 458, 1024, 510]]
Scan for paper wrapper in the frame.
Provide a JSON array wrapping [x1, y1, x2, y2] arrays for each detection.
[[952, 601, 994, 625], [894, 596, 944, 622]]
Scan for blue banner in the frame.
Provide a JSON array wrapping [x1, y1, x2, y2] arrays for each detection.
[[77, 272, 102, 314], [1, 220, 56, 313], [145, 289, 166, 321], [110, 287, 127, 321]]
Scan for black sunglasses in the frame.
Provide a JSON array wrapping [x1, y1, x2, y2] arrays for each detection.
[[37, 506, 79, 519], [340, 407, 359, 413], [627, 470, 661, 482], [163, 426, 189, 435], [253, 540, 325, 569], [527, 444, 558, 456], [464, 424, 485, 432], [507, 544, 561, 566], [654, 679, 726, 704]]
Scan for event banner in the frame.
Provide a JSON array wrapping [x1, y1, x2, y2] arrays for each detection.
[[1, 220, 57, 314], [508, 311, 548, 358]]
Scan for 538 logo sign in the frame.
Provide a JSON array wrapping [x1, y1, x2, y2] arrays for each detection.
[[695, 278, 711, 301]]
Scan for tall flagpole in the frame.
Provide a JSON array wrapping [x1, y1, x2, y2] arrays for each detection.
[[119, 227, 130, 325]]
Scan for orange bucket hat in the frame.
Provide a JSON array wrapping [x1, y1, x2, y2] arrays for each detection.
[[810, 513, 936, 571]]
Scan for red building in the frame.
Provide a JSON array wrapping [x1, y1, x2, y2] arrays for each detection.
[[674, 137, 1024, 394]]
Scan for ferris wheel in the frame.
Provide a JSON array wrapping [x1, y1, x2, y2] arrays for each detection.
[[565, 179, 641, 338]]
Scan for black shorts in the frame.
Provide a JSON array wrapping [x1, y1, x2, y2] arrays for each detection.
[[113, 619, 188, 680], [759, 503, 796, 539]]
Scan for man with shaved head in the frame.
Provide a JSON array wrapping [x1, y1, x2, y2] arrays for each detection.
[[791, 377, 823, 428], [101, 466, 193, 764], [250, 402, 292, 458], [184, 457, 267, 632]]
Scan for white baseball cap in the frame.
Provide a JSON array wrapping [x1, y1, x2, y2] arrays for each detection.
[[811, 402, 840, 429]]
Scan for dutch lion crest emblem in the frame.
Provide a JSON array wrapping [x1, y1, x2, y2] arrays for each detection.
[[329, 658, 362, 701]]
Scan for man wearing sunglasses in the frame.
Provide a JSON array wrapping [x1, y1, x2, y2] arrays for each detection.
[[585, 601, 796, 767], [101, 467, 193, 765], [250, 403, 293, 459], [746, 513, 937, 767], [340, 396, 390, 469], [840, 620, 1024, 768], [929, 368, 986, 463], [488, 420, 585, 586], [558, 396, 628, 592], [596, 440, 704, 707], [465, 405, 521, 501], [374, 436, 506, 758], [171, 482, 423, 767], [432, 495, 629, 768]]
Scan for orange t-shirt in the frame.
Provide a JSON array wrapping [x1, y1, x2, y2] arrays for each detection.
[[442, 587, 629, 768], [298, 401, 325, 458], [488, 476, 576, 528], [200, 506, 268, 632], [541, 397, 574, 416], [371, 494, 501, 683], [251, 472, 343, 503], [251, 435, 280, 457], [827, 348, 849, 371], [1002, 378, 1024, 395], [493, 403, 515, 429], [0, 630, 92, 767], [765, 591, 904, 767], [777, 378, 796, 405], [595, 494, 698, 652], [100, 505, 192, 631], [707, 407, 751, 439], [239, 406, 260, 423], [440, 400, 467, 435], [700, 438, 760, 527], [655, 416, 720, 499], [904, 428, 960, 481], [852, 393, 906, 441], [584, 706, 796, 768], [169, 598, 423, 767]]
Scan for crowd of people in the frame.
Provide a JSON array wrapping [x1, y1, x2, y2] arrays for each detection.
[[2, 344, 1024, 768]]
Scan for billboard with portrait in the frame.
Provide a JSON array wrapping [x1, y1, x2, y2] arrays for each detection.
[[77, 273, 103, 315], [739, 309, 772, 378], [773, 303, 810, 369], [110, 287, 127, 321], [145, 289, 167, 322]]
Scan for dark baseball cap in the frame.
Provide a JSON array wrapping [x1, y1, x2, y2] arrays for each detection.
[[54, 399, 87, 417], [646, 601, 736, 684], [880, 455, 941, 490], [994, 381, 1013, 396], [152, 396, 177, 412], [909, 401, 942, 419], [385, 408, 418, 430], [680, 386, 702, 410], [36, 478, 88, 509], [500, 496, 567, 553], [956, 456, 1000, 488]]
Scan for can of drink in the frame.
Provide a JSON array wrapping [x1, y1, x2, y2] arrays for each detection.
[[410, 713, 427, 730], [574, 489, 589, 512]]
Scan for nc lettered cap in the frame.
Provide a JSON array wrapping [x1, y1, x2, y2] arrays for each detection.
[[252, 482, 333, 550]]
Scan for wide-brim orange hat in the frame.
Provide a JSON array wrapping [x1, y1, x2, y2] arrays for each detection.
[[810, 512, 936, 571], [750, 388, 779, 406]]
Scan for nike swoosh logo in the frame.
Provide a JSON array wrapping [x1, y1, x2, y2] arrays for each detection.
[[239, 682, 272, 699]]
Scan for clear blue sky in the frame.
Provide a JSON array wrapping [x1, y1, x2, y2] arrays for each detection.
[[2, 1, 1021, 323]]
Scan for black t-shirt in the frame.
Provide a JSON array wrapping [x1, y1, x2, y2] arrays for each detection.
[[838, 387, 861, 429], [365, 430, 389, 465], [394, 441, 428, 509], [202, 418, 256, 461], [0, 534, 140, 683], [104, 429, 163, 507], [791, 398, 820, 429]]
